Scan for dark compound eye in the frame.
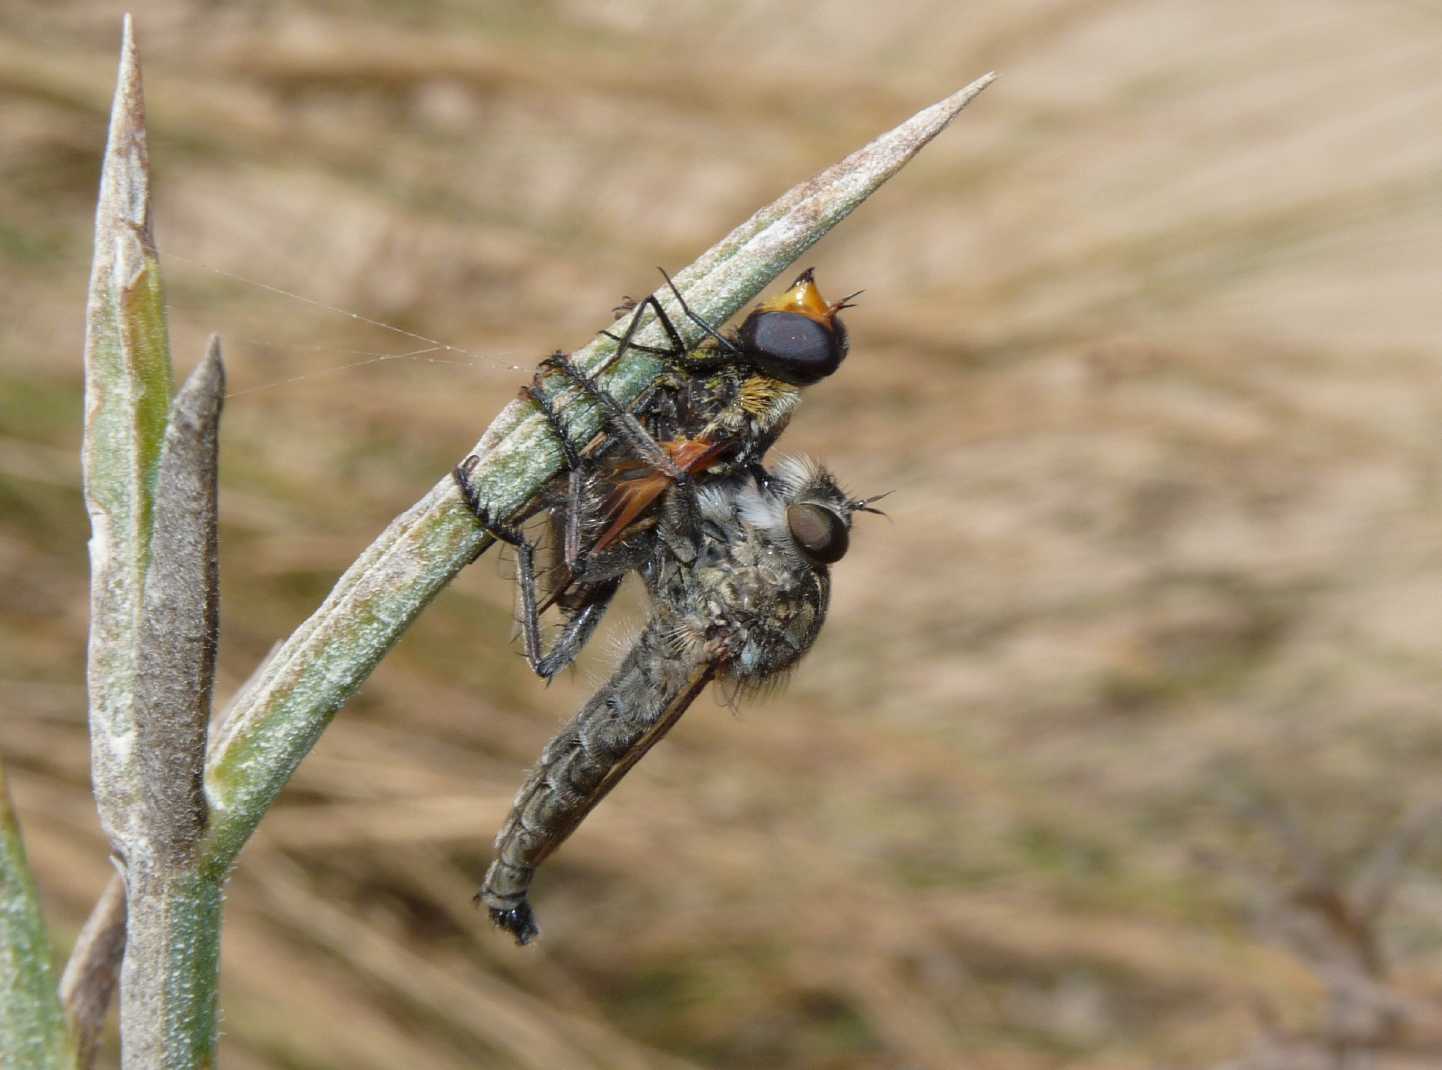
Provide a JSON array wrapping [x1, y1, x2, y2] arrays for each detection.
[[737, 311, 849, 386], [786, 503, 849, 565]]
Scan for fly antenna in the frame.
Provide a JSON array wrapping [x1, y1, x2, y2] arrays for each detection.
[[851, 490, 893, 519]]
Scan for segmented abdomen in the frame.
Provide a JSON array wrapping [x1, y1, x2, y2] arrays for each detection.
[[479, 611, 714, 943]]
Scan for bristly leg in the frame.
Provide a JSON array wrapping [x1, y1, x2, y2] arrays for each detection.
[[542, 354, 693, 491], [599, 272, 740, 373], [453, 455, 562, 679], [596, 282, 690, 365], [654, 267, 739, 357], [557, 275, 741, 489], [453, 453, 630, 681], [452, 455, 531, 547], [534, 323, 712, 566], [523, 352, 594, 470], [524, 367, 589, 567]]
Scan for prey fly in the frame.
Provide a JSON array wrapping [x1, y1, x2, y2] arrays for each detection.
[[454, 269, 857, 682]]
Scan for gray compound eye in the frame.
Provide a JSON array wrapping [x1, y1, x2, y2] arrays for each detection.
[[786, 503, 849, 565]]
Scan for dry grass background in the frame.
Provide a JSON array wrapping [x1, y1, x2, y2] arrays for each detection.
[[4, 1, 1442, 1067]]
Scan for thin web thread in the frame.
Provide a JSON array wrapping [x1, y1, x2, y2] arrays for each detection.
[[166, 252, 528, 398]]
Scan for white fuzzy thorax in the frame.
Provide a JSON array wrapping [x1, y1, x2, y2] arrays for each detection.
[[736, 454, 829, 533]]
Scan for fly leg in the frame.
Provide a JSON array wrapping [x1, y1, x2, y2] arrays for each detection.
[[596, 283, 689, 365], [531, 294, 709, 564], [650, 268, 740, 359], [537, 345, 709, 564], [524, 362, 597, 572], [453, 454, 615, 681], [452, 454, 549, 667], [598, 272, 738, 373], [555, 279, 721, 488], [540, 352, 693, 492], [529, 527, 661, 678], [454, 449, 653, 681], [512, 371, 633, 680]]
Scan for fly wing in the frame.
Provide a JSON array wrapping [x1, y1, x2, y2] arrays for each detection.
[[533, 436, 731, 618], [591, 436, 732, 554]]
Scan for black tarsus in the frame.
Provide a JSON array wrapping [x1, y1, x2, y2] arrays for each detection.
[[481, 899, 540, 946]]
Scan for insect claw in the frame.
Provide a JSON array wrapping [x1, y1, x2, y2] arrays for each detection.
[[489, 903, 540, 945], [535, 350, 572, 378], [453, 461, 528, 546], [452, 458, 483, 514]]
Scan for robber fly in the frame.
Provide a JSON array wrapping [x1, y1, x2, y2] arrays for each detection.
[[475, 455, 879, 944], [454, 269, 857, 680]]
